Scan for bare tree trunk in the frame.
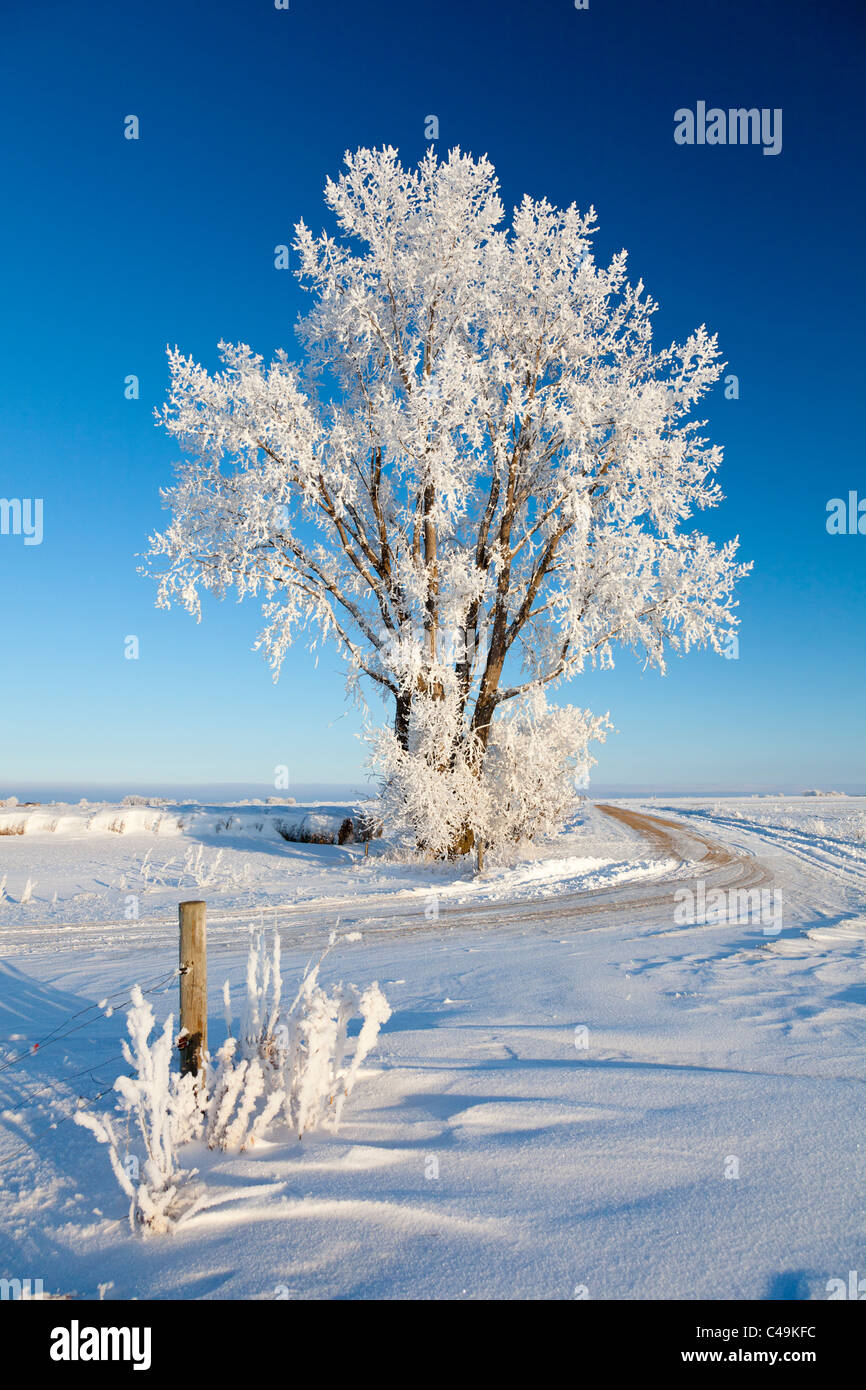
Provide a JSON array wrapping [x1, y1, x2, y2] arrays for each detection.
[[394, 689, 412, 751], [450, 825, 476, 857], [447, 623, 510, 857]]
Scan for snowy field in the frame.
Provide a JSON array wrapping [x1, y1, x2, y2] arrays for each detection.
[[1, 794, 865, 1300]]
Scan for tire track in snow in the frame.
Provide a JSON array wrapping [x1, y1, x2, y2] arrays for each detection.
[[648, 804, 866, 889]]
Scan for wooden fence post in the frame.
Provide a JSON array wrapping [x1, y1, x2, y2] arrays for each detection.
[[178, 899, 207, 1078]]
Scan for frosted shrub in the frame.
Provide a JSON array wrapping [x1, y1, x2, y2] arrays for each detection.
[[372, 688, 609, 857], [76, 937, 390, 1231], [371, 692, 490, 857], [182, 844, 224, 887], [211, 931, 391, 1147], [284, 953, 392, 1135], [482, 694, 611, 847], [206, 1040, 285, 1152], [802, 816, 829, 838], [134, 845, 247, 894], [74, 986, 203, 1233]]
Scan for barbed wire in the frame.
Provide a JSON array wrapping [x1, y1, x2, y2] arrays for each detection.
[[0, 968, 188, 1169], [0, 968, 181, 1076], [0, 1070, 136, 1171]]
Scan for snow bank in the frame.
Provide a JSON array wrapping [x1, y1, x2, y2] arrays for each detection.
[[0, 801, 361, 841]]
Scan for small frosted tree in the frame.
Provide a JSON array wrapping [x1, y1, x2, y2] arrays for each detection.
[[146, 146, 749, 853]]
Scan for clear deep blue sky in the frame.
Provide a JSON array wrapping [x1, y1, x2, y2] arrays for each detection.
[[1, 0, 864, 796]]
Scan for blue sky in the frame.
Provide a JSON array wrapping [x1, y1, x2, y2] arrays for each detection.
[[1, 0, 863, 796]]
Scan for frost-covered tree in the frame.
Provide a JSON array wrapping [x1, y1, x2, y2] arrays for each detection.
[[146, 146, 749, 854]]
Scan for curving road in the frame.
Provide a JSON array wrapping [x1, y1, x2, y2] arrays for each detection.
[[403, 801, 775, 938], [0, 804, 774, 961]]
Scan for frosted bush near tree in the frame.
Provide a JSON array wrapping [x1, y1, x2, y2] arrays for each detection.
[[373, 688, 611, 855], [483, 693, 612, 846]]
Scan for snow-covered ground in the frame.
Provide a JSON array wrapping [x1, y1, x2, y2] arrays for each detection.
[[1, 795, 865, 1299]]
